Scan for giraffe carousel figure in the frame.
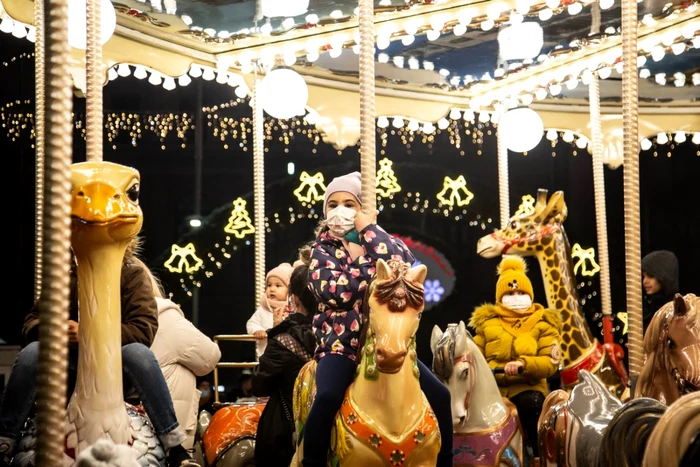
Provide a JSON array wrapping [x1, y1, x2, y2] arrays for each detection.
[[475, 189, 627, 397]]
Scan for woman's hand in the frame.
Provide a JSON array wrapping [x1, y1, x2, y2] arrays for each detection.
[[354, 210, 378, 232], [253, 330, 267, 340], [272, 306, 289, 326], [504, 361, 524, 376]]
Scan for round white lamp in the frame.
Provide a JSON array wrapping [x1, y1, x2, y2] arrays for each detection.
[[68, 0, 117, 50], [498, 107, 544, 153], [258, 67, 309, 119]]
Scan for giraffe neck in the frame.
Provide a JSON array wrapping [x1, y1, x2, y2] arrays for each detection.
[[73, 242, 128, 410], [533, 227, 596, 368]]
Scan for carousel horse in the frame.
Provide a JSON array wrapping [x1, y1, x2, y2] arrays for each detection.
[[198, 402, 264, 467], [635, 293, 699, 405], [475, 189, 627, 397], [430, 322, 523, 467], [13, 162, 164, 466], [290, 259, 441, 466], [642, 391, 700, 467]]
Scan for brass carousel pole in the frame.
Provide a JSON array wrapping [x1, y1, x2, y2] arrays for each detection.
[[86, 0, 103, 162], [33, 0, 45, 301], [621, 0, 643, 377], [496, 129, 509, 229], [35, 0, 73, 462], [252, 69, 265, 310], [358, 0, 376, 210]]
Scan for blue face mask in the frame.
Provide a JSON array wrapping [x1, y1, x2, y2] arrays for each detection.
[[344, 229, 360, 244]]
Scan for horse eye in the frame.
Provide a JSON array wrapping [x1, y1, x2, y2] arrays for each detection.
[[461, 368, 469, 380], [667, 337, 676, 350], [417, 312, 423, 319]]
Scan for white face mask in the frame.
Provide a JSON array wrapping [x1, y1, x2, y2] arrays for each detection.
[[326, 205, 357, 236], [501, 294, 532, 311]]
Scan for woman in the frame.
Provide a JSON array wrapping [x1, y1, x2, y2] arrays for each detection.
[[253, 261, 317, 467]]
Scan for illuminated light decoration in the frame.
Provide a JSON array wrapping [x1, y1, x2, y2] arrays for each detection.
[[498, 107, 544, 153], [223, 198, 255, 238], [164, 243, 204, 274], [260, 0, 309, 18], [436, 175, 475, 207], [68, 0, 116, 50], [293, 171, 327, 203], [498, 22, 544, 60], [571, 243, 601, 277], [616, 312, 628, 335], [258, 67, 309, 119], [376, 158, 401, 198], [424, 279, 445, 303], [514, 194, 536, 217]]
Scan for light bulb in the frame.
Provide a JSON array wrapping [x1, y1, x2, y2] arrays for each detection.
[[674, 131, 686, 144], [202, 68, 216, 81], [478, 112, 490, 123], [438, 118, 449, 130], [407, 120, 420, 131], [11, 23, 26, 39], [148, 72, 162, 86], [481, 20, 495, 31], [216, 71, 228, 84], [234, 85, 248, 99], [567, 2, 583, 15], [178, 74, 192, 86], [134, 66, 148, 80], [423, 122, 435, 134], [692, 133, 700, 145], [68, 0, 116, 49], [453, 24, 467, 36], [426, 29, 441, 41], [392, 117, 405, 128], [402, 35, 415, 46], [539, 9, 553, 21], [562, 130, 574, 143], [671, 43, 685, 55], [576, 136, 589, 149], [377, 116, 390, 128], [656, 132, 668, 145], [163, 77, 176, 91], [545, 0, 560, 8], [546, 129, 558, 141], [599, 67, 612, 79], [117, 64, 131, 77], [189, 65, 203, 78], [640, 138, 652, 151], [108, 67, 118, 81], [600, 0, 614, 9], [449, 109, 461, 120], [549, 84, 562, 96]]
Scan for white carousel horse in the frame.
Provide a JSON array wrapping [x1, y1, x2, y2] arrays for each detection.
[[430, 322, 524, 467]]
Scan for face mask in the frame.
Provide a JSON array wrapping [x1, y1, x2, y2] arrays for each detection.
[[502, 294, 532, 311], [326, 205, 357, 237], [200, 389, 211, 399]]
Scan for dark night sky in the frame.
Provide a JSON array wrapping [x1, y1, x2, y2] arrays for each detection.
[[3, 33, 699, 390]]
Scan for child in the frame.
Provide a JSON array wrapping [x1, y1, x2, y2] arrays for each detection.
[[469, 255, 563, 458], [247, 262, 293, 358], [303, 172, 453, 467]]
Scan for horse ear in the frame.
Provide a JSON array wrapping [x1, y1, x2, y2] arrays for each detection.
[[455, 321, 468, 357], [375, 259, 391, 282], [407, 263, 428, 285], [430, 325, 443, 355], [460, 320, 474, 340], [673, 293, 687, 316]]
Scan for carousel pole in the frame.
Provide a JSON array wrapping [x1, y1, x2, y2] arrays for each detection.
[[85, 0, 103, 162], [35, 0, 73, 462], [252, 67, 265, 309], [34, 0, 45, 301], [496, 129, 509, 229], [358, 0, 376, 210], [620, 0, 644, 377]]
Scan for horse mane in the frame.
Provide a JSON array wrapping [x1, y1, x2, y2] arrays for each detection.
[[643, 391, 700, 467], [355, 260, 425, 363], [596, 398, 666, 467]]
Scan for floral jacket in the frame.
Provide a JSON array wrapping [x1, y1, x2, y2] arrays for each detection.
[[308, 224, 415, 361]]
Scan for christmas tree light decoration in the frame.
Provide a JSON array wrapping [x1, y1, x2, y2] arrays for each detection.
[[571, 243, 600, 277], [376, 158, 401, 198], [164, 243, 204, 274], [224, 198, 255, 238], [293, 171, 327, 203], [514, 194, 536, 217], [436, 175, 474, 207], [616, 312, 628, 335]]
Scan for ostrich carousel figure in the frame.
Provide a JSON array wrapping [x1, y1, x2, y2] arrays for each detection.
[[11, 161, 169, 466]]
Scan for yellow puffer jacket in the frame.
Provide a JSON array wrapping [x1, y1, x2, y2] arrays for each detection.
[[469, 303, 563, 398]]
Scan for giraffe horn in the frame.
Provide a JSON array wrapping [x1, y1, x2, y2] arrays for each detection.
[[535, 189, 549, 213]]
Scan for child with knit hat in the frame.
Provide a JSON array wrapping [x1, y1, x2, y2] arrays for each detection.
[[469, 255, 562, 458], [246, 262, 294, 358], [302, 171, 454, 467]]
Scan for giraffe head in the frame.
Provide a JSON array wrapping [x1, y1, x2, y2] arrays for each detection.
[[476, 189, 567, 259]]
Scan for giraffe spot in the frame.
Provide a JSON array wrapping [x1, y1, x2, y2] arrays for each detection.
[[528, 240, 538, 246], [527, 247, 533, 251], [567, 343, 582, 361], [518, 242, 525, 249], [547, 259, 554, 268], [563, 324, 571, 333], [555, 300, 563, 310], [550, 270, 560, 281], [536, 245, 543, 251], [544, 247, 554, 256], [541, 236, 553, 246], [561, 343, 568, 351], [559, 288, 568, 300], [534, 217, 542, 223], [562, 334, 572, 344], [553, 255, 560, 267], [561, 309, 571, 320], [553, 283, 559, 293]]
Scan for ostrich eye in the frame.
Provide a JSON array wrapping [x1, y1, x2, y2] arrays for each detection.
[[126, 183, 140, 203]]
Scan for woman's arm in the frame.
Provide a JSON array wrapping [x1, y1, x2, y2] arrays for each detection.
[[251, 340, 287, 396]]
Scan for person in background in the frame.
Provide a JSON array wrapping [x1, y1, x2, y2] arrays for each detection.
[[253, 261, 317, 466], [642, 250, 680, 333], [228, 369, 255, 403], [138, 258, 222, 449], [246, 263, 294, 359], [197, 379, 215, 415]]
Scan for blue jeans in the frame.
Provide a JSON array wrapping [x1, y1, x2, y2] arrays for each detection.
[[302, 354, 454, 467], [0, 342, 179, 440]]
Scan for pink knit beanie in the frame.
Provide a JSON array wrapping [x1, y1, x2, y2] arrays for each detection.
[[323, 172, 362, 215], [266, 262, 294, 286]]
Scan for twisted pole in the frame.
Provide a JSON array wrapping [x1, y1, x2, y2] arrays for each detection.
[[86, 0, 103, 162], [252, 78, 265, 309], [621, 0, 643, 376], [35, 0, 73, 462], [34, 0, 45, 301], [497, 127, 510, 228], [358, 0, 376, 211]]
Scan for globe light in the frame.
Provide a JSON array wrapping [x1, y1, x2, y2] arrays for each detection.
[[498, 107, 544, 153], [258, 68, 309, 119], [68, 0, 117, 50], [498, 22, 544, 60]]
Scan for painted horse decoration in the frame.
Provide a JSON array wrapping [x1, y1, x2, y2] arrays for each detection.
[[290, 259, 441, 466], [198, 402, 264, 466], [475, 189, 627, 397], [431, 322, 523, 467]]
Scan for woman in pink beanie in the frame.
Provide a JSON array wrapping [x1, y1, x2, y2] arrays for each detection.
[[301, 171, 454, 467], [246, 262, 293, 358]]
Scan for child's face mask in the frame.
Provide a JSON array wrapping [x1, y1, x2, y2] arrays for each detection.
[[326, 206, 357, 237], [501, 293, 532, 311]]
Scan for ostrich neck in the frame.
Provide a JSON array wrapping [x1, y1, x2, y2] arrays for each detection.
[[534, 229, 594, 367], [73, 242, 128, 409]]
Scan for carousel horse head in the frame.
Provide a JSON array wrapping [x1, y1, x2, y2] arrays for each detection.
[[360, 258, 427, 375], [636, 293, 700, 404], [476, 189, 567, 258], [430, 321, 473, 426]]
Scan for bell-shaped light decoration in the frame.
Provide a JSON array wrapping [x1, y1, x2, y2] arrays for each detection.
[[498, 107, 544, 153], [68, 0, 117, 50], [498, 22, 543, 61], [258, 67, 309, 119], [261, 0, 309, 18]]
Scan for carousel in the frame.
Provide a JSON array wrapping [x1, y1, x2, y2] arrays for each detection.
[[0, 0, 698, 466]]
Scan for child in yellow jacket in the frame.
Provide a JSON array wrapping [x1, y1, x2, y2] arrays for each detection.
[[469, 255, 562, 458]]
